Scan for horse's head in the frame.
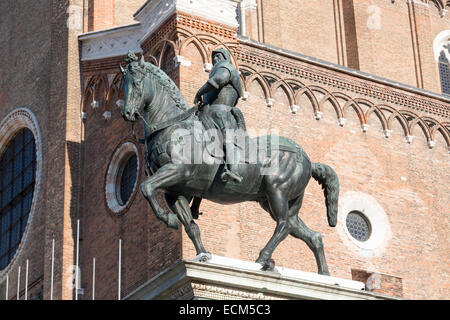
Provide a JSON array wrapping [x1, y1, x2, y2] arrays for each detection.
[[120, 52, 148, 122]]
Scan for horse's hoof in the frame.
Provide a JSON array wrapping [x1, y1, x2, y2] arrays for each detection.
[[260, 259, 275, 272], [198, 252, 212, 262]]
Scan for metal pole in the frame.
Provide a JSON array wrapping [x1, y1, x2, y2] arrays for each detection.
[[75, 219, 80, 300], [25, 260, 29, 300], [50, 238, 55, 300], [92, 257, 95, 300], [16, 266, 20, 300], [118, 239, 121, 300], [5, 274, 8, 300]]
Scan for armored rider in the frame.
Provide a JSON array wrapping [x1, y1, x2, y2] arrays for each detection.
[[194, 48, 245, 183]]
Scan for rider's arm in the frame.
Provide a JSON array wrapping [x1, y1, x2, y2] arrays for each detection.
[[194, 67, 231, 105]]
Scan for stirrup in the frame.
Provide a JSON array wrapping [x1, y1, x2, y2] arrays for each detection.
[[221, 170, 243, 183]]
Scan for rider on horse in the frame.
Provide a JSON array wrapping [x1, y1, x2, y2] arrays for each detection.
[[194, 48, 245, 183]]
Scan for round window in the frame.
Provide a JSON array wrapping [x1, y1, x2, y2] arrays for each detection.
[[105, 142, 140, 214], [117, 154, 137, 206], [345, 211, 371, 242], [0, 128, 36, 270]]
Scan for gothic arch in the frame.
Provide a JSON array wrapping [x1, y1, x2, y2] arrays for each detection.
[[179, 36, 209, 65], [313, 86, 343, 119], [294, 86, 320, 114], [407, 115, 432, 142], [365, 104, 389, 131], [380, 105, 410, 136], [431, 122, 450, 148], [245, 73, 271, 100], [82, 74, 108, 113], [105, 73, 124, 111], [271, 79, 295, 106], [341, 99, 366, 125]]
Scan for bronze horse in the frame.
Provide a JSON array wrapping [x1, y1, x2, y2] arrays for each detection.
[[120, 54, 339, 275]]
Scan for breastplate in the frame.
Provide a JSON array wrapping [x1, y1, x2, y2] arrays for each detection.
[[204, 85, 239, 106]]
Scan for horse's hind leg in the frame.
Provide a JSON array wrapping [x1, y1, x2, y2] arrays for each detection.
[[288, 194, 330, 275], [171, 195, 209, 259], [256, 190, 290, 270]]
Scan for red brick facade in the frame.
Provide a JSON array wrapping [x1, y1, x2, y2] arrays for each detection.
[[0, 0, 449, 300]]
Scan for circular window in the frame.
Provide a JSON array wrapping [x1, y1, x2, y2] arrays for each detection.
[[0, 129, 36, 270], [346, 211, 371, 242], [117, 154, 137, 206], [338, 191, 391, 255], [105, 142, 140, 213]]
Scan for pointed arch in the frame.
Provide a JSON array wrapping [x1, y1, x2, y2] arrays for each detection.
[[179, 36, 209, 65], [382, 106, 410, 136], [245, 73, 271, 100], [271, 79, 295, 106], [409, 118, 432, 142], [312, 86, 343, 119], [430, 122, 450, 148], [105, 73, 124, 111], [294, 86, 320, 114], [341, 99, 365, 125], [365, 104, 389, 131]]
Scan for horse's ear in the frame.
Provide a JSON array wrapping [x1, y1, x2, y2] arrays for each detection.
[[140, 55, 145, 66], [120, 64, 127, 75]]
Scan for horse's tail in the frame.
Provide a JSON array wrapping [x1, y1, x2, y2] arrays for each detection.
[[311, 163, 339, 227]]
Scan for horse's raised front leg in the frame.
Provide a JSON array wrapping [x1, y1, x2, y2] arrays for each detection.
[[140, 163, 187, 229]]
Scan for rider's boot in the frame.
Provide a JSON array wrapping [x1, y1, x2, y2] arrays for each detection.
[[220, 142, 243, 183], [221, 167, 243, 183]]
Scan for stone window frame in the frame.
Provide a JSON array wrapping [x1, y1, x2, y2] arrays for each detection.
[[0, 108, 42, 278], [104, 141, 141, 215], [337, 191, 391, 255], [433, 30, 450, 96]]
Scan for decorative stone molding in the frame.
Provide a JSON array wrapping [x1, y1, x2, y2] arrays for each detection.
[[266, 98, 275, 107], [91, 100, 99, 109], [237, 40, 450, 119], [0, 108, 43, 280], [79, 23, 143, 61], [79, 0, 241, 61], [406, 135, 414, 144], [125, 255, 396, 300], [242, 91, 250, 100], [203, 62, 213, 72], [173, 55, 191, 67], [102, 111, 112, 121], [338, 117, 347, 127], [428, 140, 436, 149], [290, 104, 299, 114], [362, 124, 370, 132], [384, 129, 393, 138], [116, 99, 125, 108], [315, 111, 323, 120]]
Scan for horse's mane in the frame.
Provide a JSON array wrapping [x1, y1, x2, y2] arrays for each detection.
[[129, 60, 190, 111]]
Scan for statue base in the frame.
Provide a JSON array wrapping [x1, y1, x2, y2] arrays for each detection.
[[124, 255, 397, 300]]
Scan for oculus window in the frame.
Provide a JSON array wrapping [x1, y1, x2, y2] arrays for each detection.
[[0, 128, 36, 270]]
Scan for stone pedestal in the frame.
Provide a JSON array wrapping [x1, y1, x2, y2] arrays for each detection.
[[124, 255, 397, 300]]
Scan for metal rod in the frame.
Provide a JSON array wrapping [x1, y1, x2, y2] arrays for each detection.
[[75, 219, 80, 300], [25, 260, 29, 300], [5, 274, 8, 300], [50, 238, 55, 300], [92, 258, 95, 300], [17, 266, 20, 300], [118, 239, 121, 300]]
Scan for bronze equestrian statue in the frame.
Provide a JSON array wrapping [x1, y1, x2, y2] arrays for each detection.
[[119, 50, 339, 275]]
